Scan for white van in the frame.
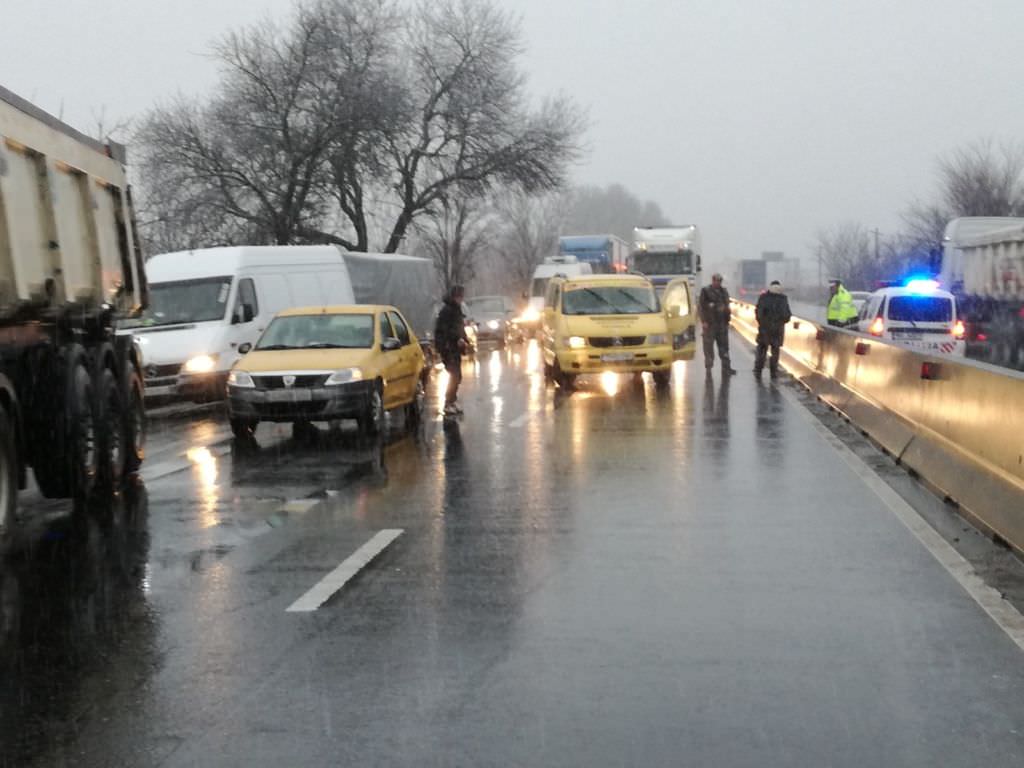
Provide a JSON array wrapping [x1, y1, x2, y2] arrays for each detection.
[[857, 281, 966, 357], [519, 256, 593, 332], [124, 246, 354, 402]]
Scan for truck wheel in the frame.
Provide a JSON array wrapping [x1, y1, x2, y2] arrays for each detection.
[[357, 386, 385, 436], [68, 360, 99, 503], [0, 407, 17, 543], [95, 367, 124, 499], [32, 350, 97, 501], [230, 418, 258, 441], [123, 363, 145, 474]]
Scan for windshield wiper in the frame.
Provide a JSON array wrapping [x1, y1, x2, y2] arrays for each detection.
[[304, 342, 358, 349], [257, 344, 298, 351]]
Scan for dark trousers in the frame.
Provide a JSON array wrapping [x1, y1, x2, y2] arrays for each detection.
[[443, 354, 462, 406], [702, 324, 731, 370], [754, 337, 782, 376]]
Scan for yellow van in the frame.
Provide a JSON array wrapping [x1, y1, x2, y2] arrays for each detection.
[[540, 274, 696, 388], [226, 305, 425, 438]]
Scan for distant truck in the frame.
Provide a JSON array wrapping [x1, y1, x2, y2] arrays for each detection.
[[940, 217, 1024, 369], [630, 226, 702, 293], [736, 260, 767, 299], [558, 235, 628, 274], [0, 86, 148, 530]]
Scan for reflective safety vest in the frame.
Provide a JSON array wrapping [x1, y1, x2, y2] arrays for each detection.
[[827, 286, 858, 324]]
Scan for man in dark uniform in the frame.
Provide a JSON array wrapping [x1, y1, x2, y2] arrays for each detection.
[[754, 279, 792, 380], [698, 273, 736, 377], [434, 285, 471, 416]]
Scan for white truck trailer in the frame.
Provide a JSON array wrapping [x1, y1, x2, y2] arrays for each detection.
[[940, 217, 1024, 369], [0, 86, 147, 534]]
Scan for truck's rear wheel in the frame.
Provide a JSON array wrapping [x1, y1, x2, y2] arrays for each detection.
[[95, 367, 124, 499], [0, 408, 17, 543], [32, 349, 97, 501], [123, 363, 145, 474]]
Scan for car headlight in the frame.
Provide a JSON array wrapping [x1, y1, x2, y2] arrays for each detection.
[[325, 368, 364, 386], [567, 336, 587, 350], [228, 370, 255, 388], [184, 354, 217, 374], [487, 320, 501, 330], [648, 334, 669, 345]]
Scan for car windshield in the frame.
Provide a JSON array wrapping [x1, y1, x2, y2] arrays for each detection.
[[562, 285, 658, 315], [632, 251, 693, 275], [256, 313, 374, 349], [888, 296, 954, 323], [466, 298, 505, 315], [123, 276, 232, 328]]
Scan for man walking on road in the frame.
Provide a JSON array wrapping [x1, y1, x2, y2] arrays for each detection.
[[827, 278, 859, 327], [699, 273, 736, 377], [754, 280, 792, 380], [435, 285, 471, 417]]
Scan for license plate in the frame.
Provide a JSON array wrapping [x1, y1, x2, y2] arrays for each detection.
[[895, 331, 922, 340], [601, 352, 634, 363], [265, 389, 313, 403]]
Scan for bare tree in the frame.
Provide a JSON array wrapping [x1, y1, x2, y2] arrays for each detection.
[[815, 222, 873, 289], [378, 0, 584, 252], [491, 189, 568, 291], [414, 192, 496, 293], [564, 184, 669, 244], [903, 139, 1024, 251]]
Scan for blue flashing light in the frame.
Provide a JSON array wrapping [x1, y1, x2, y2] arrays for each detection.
[[905, 278, 940, 294]]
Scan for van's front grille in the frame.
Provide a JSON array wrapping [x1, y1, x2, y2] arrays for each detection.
[[145, 362, 182, 380], [589, 336, 646, 348]]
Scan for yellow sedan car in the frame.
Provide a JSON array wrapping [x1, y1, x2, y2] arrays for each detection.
[[226, 305, 425, 439]]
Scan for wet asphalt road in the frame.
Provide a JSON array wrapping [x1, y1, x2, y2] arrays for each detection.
[[1, 337, 1023, 767]]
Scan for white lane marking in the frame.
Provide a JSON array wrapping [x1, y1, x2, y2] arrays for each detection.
[[286, 529, 404, 613], [279, 499, 321, 515], [141, 443, 232, 483], [778, 384, 1024, 652], [508, 412, 529, 429]]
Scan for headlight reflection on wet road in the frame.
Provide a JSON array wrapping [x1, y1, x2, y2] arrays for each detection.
[[187, 446, 220, 529]]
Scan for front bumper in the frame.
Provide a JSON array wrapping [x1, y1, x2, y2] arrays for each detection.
[[178, 371, 229, 401], [555, 344, 674, 374], [227, 380, 375, 422]]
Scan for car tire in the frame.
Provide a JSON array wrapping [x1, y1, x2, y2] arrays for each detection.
[[358, 384, 385, 436], [230, 418, 258, 441], [0, 407, 17, 545], [406, 378, 425, 431]]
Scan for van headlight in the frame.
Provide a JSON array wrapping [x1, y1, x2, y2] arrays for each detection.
[[567, 336, 587, 350], [325, 368, 364, 386], [184, 354, 218, 374], [487, 320, 501, 330], [648, 334, 668, 345], [228, 370, 255, 388]]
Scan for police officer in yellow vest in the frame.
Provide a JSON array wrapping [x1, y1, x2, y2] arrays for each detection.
[[827, 278, 859, 327]]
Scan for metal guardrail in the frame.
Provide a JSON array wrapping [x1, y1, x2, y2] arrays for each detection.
[[731, 300, 1024, 554]]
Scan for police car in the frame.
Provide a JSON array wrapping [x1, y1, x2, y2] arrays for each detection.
[[857, 280, 966, 357]]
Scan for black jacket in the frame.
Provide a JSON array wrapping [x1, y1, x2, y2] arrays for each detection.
[[755, 291, 792, 342], [434, 298, 468, 357], [699, 284, 732, 327]]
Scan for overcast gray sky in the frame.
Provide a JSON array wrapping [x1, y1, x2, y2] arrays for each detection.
[[3, 0, 1022, 274]]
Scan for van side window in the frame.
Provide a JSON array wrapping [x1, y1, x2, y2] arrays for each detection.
[[236, 278, 258, 322], [379, 313, 395, 343], [389, 312, 411, 346]]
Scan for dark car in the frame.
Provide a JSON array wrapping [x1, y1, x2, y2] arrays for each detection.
[[464, 296, 520, 347]]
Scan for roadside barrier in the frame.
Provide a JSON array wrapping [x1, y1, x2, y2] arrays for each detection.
[[732, 300, 1024, 554]]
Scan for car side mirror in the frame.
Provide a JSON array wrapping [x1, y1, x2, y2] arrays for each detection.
[[238, 342, 252, 354], [667, 306, 681, 319], [382, 337, 402, 352]]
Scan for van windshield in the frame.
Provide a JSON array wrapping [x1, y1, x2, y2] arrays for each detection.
[[888, 296, 954, 323], [257, 313, 375, 350], [633, 251, 693, 275], [125, 276, 233, 328], [562, 285, 658, 315]]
